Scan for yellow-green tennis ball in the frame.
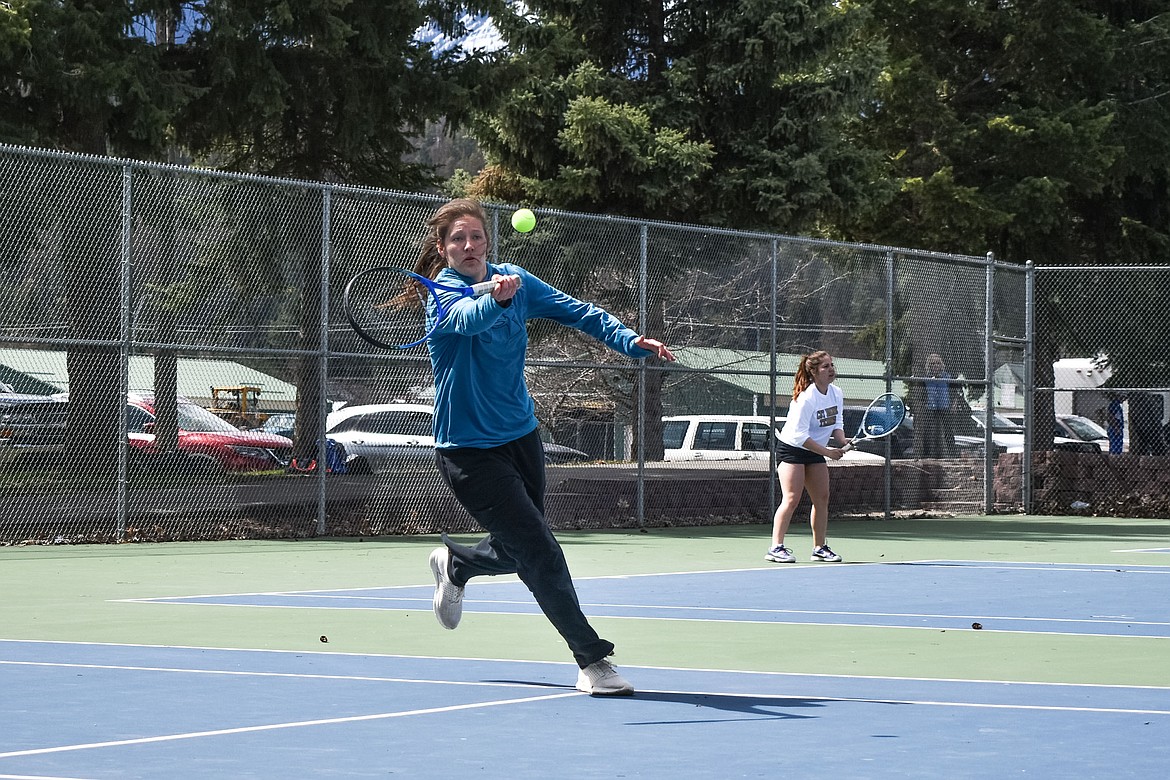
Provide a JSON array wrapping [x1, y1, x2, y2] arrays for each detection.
[[511, 208, 537, 233]]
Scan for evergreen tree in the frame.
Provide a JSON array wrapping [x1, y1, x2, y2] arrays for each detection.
[[176, 0, 504, 188], [471, 0, 884, 232], [852, 0, 1170, 273], [2, 1, 192, 481], [852, 1, 1170, 443]]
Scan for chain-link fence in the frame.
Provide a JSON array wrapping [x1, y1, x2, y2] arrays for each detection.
[[1010, 265, 1170, 517], [9, 144, 1154, 545]]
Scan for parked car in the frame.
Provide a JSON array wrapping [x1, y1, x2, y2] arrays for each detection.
[[325, 403, 589, 467], [957, 411, 1096, 453], [0, 394, 67, 463], [4, 393, 294, 473], [868, 412, 993, 459], [662, 414, 884, 463], [259, 412, 296, 438], [952, 411, 1028, 452], [1054, 414, 1110, 450], [537, 426, 592, 464], [840, 406, 915, 459], [255, 411, 373, 473], [125, 394, 293, 472]]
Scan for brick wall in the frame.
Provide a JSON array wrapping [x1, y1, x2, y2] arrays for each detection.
[[545, 460, 989, 529], [996, 451, 1170, 517]]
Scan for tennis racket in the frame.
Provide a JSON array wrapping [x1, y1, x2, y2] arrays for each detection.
[[343, 267, 499, 349], [841, 392, 907, 452]]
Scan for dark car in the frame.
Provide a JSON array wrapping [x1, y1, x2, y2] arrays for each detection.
[[0, 394, 67, 464], [4, 393, 294, 473], [259, 412, 296, 438], [841, 405, 915, 458], [840, 406, 992, 459], [538, 427, 591, 464]]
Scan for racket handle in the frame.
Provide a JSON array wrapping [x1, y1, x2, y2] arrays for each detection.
[[471, 280, 498, 296], [840, 441, 855, 453]]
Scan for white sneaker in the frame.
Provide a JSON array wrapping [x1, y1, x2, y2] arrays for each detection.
[[764, 544, 795, 563], [575, 658, 634, 696], [811, 544, 842, 562], [429, 547, 464, 629]]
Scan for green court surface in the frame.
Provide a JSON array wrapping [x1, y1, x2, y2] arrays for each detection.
[[3, 514, 1168, 689]]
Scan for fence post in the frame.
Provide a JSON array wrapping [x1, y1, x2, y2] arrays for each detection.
[[885, 250, 896, 519], [1023, 260, 1035, 512], [117, 163, 134, 540], [984, 252, 995, 513], [316, 188, 333, 535], [636, 223, 648, 528], [769, 239, 779, 514]]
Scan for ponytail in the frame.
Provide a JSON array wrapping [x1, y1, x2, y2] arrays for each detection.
[[792, 350, 831, 400]]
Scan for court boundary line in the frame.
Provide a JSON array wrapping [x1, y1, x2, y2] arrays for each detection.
[[4, 639, 1169, 692], [112, 558, 1170, 607], [125, 594, 1170, 632], [111, 558, 1170, 639], [0, 690, 585, 760]]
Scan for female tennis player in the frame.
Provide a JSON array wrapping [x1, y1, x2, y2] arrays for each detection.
[[420, 198, 675, 696], [765, 350, 847, 564]]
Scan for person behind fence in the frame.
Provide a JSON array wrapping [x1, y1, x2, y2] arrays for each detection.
[[1106, 393, 1125, 455], [921, 353, 956, 458], [1128, 392, 1167, 456], [418, 198, 676, 697], [765, 350, 846, 564]]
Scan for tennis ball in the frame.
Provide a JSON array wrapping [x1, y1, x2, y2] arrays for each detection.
[[511, 208, 537, 233]]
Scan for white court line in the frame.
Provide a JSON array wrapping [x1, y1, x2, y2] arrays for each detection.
[[0, 659, 558, 689], [5, 638, 1170, 691], [111, 599, 1170, 639], [0, 690, 583, 760], [3, 658, 1168, 764]]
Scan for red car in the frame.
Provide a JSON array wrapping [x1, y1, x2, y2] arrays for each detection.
[[126, 394, 293, 472]]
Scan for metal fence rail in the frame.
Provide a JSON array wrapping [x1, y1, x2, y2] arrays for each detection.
[[2, 143, 1163, 544]]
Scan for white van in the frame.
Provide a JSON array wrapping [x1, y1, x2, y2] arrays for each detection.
[[662, 415, 781, 461], [661, 414, 883, 463]]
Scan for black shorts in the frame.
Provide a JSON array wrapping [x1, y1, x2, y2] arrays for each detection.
[[775, 440, 826, 465]]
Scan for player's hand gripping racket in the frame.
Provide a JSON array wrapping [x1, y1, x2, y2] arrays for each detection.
[[841, 393, 907, 452], [343, 267, 498, 349]]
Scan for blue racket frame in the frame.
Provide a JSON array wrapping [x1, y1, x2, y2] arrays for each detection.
[[343, 267, 498, 350], [842, 392, 907, 452]]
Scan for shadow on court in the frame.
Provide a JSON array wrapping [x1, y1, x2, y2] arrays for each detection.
[[483, 680, 832, 722], [618, 691, 837, 724]]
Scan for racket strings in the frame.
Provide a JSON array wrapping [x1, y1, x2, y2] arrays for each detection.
[[377, 278, 428, 313], [348, 269, 434, 348], [863, 397, 906, 436]]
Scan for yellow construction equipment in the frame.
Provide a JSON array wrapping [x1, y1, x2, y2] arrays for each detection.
[[209, 385, 269, 429]]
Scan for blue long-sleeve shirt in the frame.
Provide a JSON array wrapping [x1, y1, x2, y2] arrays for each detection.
[[427, 262, 652, 449]]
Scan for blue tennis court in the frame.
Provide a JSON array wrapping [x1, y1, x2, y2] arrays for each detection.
[[3, 520, 1170, 778], [3, 639, 1170, 779], [129, 560, 1170, 637]]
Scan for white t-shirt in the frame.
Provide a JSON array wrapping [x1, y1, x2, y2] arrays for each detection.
[[779, 384, 844, 449]]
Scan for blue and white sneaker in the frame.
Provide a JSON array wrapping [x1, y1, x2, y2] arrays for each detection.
[[811, 545, 842, 562], [429, 547, 464, 629], [765, 545, 796, 563], [576, 658, 635, 696]]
